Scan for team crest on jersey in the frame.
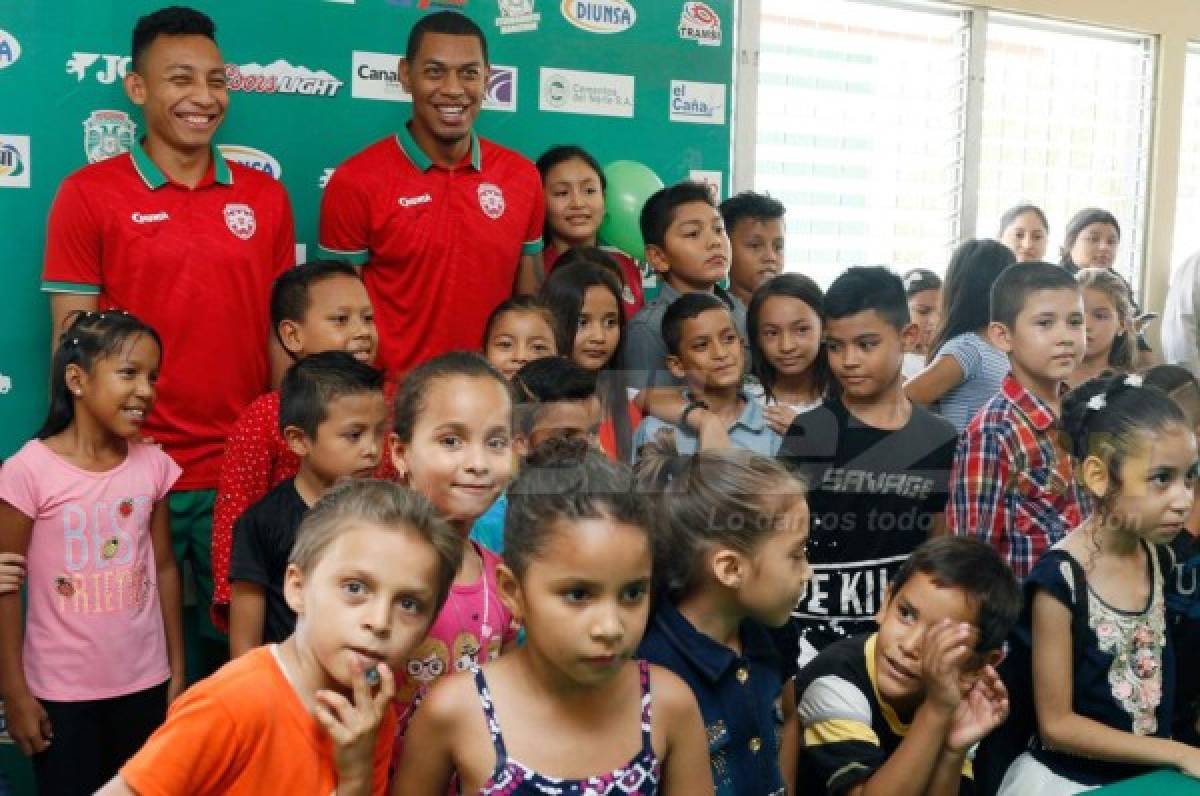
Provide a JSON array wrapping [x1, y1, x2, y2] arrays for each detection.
[[477, 182, 506, 220], [223, 203, 257, 240]]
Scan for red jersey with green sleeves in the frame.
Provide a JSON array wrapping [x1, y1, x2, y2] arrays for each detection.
[[318, 128, 544, 377], [41, 144, 296, 491]]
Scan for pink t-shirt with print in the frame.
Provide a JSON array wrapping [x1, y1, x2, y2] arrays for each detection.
[[0, 440, 181, 701], [393, 544, 515, 751]]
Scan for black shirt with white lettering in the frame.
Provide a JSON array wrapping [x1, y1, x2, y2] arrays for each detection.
[[776, 398, 957, 676]]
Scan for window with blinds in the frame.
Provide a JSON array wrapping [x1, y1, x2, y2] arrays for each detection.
[[974, 14, 1154, 293], [747, 1, 1156, 292], [754, 0, 970, 287], [1172, 44, 1200, 270]]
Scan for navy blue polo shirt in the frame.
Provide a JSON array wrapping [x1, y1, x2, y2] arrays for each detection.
[[637, 600, 786, 796]]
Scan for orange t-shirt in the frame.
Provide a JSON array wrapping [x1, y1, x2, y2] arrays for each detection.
[[121, 645, 394, 795]]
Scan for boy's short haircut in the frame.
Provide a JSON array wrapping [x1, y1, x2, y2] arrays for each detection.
[[289, 479, 463, 615], [132, 5, 215, 72], [719, 191, 785, 234], [405, 10, 488, 65], [512, 356, 597, 436], [639, 181, 717, 251], [661, 292, 729, 357], [270, 260, 363, 329], [823, 265, 910, 329], [890, 536, 1020, 653], [279, 350, 384, 438], [989, 261, 1079, 329]]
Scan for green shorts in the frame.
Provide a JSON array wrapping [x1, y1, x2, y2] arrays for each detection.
[[168, 489, 222, 642]]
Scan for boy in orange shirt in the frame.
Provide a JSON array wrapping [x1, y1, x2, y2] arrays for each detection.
[[98, 480, 462, 795]]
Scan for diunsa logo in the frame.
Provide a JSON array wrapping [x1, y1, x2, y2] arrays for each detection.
[[560, 0, 635, 33], [218, 144, 283, 179]]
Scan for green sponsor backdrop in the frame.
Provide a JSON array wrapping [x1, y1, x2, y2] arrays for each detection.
[[0, 0, 731, 788]]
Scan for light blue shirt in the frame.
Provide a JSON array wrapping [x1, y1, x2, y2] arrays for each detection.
[[933, 332, 1010, 432], [631, 393, 781, 460]]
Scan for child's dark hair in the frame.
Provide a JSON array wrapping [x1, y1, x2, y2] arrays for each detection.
[[661, 292, 730, 357], [1143, 364, 1200, 427], [1062, 374, 1189, 506], [1077, 267, 1136, 371], [132, 6, 215, 72], [823, 266, 910, 330], [536, 145, 606, 188], [902, 268, 942, 299], [504, 437, 650, 578], [393, 351, 512, 442], [279, 351, 384, 438], [928, 240, 1015, 362], [989, 261, 1078, 329], [481, 295, 557, 349], [890, 536, 1020, 653], [406, 10, 488, 65], [38, 310, 163, 440], [719, 191, 785, 235], [512, 357, 597, 437], [541, 254, 627, 355], [1060, 208, 1121, 273], [997, 203, 1049, 237], [746, 274, 830, 402], [640, 181, 717, 250], [290, 479, 464, 616], [634, 434, 805, 599], [540, 255, 633, 458], [270, 260, 364, 343]]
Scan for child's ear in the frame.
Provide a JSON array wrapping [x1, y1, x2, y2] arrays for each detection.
[[277, 320, 305, 357], [495, 563, 524, 624], [283, 425, 311, 458], [644, 244, 671, 276], [512, 434, 529, 459], [1080, 453, 1110, 499], [710, 548, 746, 590], [123, 69, 146, 107], [388, 432, 409, 482], [283, 564, 306, 615], [64, 362, 86, 396], [987, 321, 1013, 354], [665, 354, 687, 381]]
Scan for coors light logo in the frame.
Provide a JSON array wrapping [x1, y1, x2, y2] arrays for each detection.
[[225, 60, 344, 97]]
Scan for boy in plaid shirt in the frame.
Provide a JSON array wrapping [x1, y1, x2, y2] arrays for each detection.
[[947, 262, 1091, 579]]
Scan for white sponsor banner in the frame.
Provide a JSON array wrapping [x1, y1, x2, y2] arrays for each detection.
[[539, 67, 634, 118], [669, 80, 725, 125]]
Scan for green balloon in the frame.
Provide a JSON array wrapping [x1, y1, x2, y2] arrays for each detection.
[[598, 160, 665, 260]]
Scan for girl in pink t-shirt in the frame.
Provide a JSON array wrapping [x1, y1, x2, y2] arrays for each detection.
[[0, 310, 183, 796], [388, 352, 519, 754]]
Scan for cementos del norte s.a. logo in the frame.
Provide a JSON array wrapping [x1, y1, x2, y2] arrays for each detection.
[[560, 0, 636, 34]]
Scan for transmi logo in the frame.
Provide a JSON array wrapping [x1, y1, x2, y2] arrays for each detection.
[[218, 144, 283, 179], [0, 29, 21, 69], [560, 0, 635, 34], [539, 67, 633, 118], [0, 135, 30, 188], [678, 2, 722, 47]]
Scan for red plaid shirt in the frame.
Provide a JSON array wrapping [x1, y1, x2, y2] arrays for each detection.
[[947, 374, 1091, 579]]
